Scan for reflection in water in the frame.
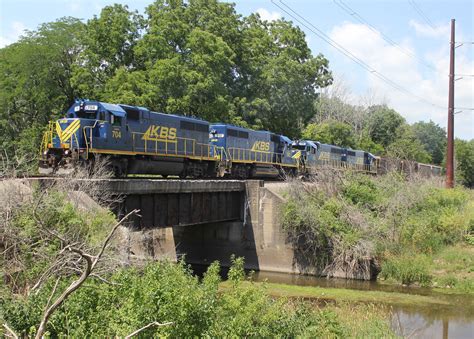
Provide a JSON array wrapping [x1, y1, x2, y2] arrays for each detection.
[[191, 265, 474, 338], [250, 271, 474, 339]]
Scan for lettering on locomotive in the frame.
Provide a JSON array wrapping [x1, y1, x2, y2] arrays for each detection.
[[112, 129, 122, 138], [251, 141, 270, 152], [319, 151, 330, 161], [142, 125, 177, 142]]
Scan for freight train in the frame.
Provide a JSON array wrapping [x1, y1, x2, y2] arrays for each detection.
[[39, 100, 442, 178]]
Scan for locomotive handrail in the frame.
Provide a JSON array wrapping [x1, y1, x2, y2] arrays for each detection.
[[226, 147, 286, 165], [83, 121, 99, 160], [40, 122, 55, 154], [129, 131, 215, 161]]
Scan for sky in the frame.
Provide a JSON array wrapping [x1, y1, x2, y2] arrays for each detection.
[[1, 0, 473, 139]]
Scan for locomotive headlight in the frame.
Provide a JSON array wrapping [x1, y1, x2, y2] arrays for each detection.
[[43, 150, 48, 155], [65, 150, 70, 155]]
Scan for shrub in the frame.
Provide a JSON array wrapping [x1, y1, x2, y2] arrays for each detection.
[[380, 254, 432, 286]]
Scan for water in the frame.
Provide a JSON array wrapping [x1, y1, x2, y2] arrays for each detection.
[[251, 271, 474, 339], [191, 265, 474, 338]]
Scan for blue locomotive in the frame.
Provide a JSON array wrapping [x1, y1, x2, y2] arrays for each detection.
[[40, 99, 440, 178], [40, 100, 297, 178], [291, 140, 379, 174]]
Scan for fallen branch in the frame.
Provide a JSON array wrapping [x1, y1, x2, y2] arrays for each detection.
[[125, 321, 174, 338], [34, 209, 139, 339]]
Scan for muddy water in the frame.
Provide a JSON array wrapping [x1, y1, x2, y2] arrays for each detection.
[[252, 271, 474, 339]]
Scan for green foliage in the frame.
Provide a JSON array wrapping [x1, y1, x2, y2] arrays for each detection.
[[303, 120, 356, 148], [283, 173, 474, 287], [367, 105, 406, 148], [1, 258, 391, 337], [400, 187, 473, 253], [380, 254, 432, 286], [342, 174, 378, 209], [455, 138, 474, 188], [0, 17, 85, 169], [386, 124, 432, 163], [412, 120, 446, 165], [2, 189, 115, 292]]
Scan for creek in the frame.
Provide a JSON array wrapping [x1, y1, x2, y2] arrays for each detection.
[[191, 264, 473, 338], [252, 271, 474, 339]]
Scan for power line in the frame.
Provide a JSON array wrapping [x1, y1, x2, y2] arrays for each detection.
[[333, 0, 439, 72], [408, 0, 436, 30], [271, 0, 446, 110]]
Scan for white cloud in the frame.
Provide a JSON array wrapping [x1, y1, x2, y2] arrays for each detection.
[[409, 20, 450, 39], [0, 21, 27, 48], [256, 8, 282, 22], [329, 22, 473, 140]]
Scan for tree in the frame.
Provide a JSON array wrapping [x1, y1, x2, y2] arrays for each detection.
[[412, 120, 446, 165], [366, 105, 406, 148], [386, 125, 432, 163], [455, 139, 474, 188], [235, 14, 332, 137], [0, 17, 85, 169], [303, 120, 356, 148], [71, 4, 143, 98]]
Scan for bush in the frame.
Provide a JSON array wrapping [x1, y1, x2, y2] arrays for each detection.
[[380, 254, 432, 286], [1, 259, 390, 337]]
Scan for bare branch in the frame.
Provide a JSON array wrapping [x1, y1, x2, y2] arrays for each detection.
[[125, 321, 174, 339], [44, 277, 61, 311], [2, 323, 18, 339], [34, 209, 139, 339]]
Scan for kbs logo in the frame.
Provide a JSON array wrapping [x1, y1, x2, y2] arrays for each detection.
[[319, 151, 330, 161], [142, 125, 177, 141], [252, 141, 270, 152]]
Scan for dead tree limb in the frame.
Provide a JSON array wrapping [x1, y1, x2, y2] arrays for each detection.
[[34, 209, 139, 339], [2, 323, 18, 339], [125, 321, 174, 338]]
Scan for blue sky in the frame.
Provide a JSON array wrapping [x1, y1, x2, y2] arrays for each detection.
[[1, 0, 473, 139]]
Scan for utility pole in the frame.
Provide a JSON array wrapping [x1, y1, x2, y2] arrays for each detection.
[[446, 19, 455, 188]]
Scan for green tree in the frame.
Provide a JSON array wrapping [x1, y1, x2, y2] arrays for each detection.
[[71, 4, 143, 98], [455, 139, 474, 188], [412, 120, 446, 165], [386, 125, 432, 163], [366, 105, 406, 148], [236, 14, 332, 137], [303, 120, 356, 148], [0, 17, 85, 167]]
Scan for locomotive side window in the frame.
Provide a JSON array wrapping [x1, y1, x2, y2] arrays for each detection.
[[228, 128, 248, 139], [123, 107, 140, 120], [110, 114, 122, 126], [99, 111, 106, 121]]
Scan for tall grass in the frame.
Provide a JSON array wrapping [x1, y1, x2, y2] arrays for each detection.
[[282, 171, 474, 286]]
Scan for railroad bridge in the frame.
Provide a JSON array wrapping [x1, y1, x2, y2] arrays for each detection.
[[23, 177, 369, 279]]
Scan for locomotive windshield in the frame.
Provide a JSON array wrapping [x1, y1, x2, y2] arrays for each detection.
[[76, 111, 98, 119], [74, 103, 99, 119], [292, 144, 307, 150]]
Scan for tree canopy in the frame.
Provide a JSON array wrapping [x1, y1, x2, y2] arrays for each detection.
[[412, 120, 446, 165]]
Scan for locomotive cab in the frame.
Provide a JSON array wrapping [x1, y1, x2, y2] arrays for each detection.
[[40, 101, 129, 174]]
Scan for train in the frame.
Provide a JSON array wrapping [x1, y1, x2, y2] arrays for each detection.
[[39, 100, 442, 179]]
